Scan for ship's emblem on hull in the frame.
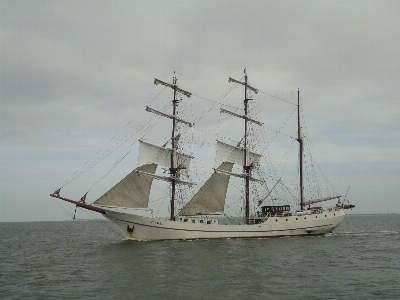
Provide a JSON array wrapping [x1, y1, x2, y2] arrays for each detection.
[[127, 224, 135, 233]]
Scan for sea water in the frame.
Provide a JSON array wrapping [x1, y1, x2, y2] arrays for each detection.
[[1, 214, 399, 299]]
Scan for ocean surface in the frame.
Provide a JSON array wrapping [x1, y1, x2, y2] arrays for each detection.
[[1, 214, 399, 300]]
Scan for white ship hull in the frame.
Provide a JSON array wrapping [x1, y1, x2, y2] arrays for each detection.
[[104, 209, 345, 241]]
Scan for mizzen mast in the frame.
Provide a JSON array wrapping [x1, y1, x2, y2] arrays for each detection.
[[295, 90, 342, 210], [297, 89, 305, 210], [153, 75, 192, 220]]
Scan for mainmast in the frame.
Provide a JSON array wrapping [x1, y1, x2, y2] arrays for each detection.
[[153, 75, 192, 220], [226, 70, 261, 224], [243, 73, 250, 223], [171, 76, 178, 221], [297, 89, 304, 210]]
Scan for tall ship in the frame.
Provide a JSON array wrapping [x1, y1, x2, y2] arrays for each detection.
[[51, 71, 355, 240]]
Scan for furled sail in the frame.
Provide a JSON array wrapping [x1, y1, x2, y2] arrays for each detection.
[[215, 141, 261, 167], [138, 140, 192, 169], [94, 163, 157, 208], [178, 162, 233, 216]]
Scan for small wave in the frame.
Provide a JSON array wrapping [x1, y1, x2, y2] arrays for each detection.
[[324, 233, 336, 237], [338, 232, 369, 236], [337, 230, 398, 237]]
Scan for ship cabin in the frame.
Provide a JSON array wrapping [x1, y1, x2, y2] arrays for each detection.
[[248, 205, 292, 224], [260, 205, 291, 217]]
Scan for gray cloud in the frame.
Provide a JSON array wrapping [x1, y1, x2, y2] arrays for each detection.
[[1, 0, 399, 221]]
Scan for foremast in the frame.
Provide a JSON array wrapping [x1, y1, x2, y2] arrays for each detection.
[[153, 75, 192, 220]]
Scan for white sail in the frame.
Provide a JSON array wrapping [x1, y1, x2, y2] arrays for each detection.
[[178, 162, 233, 216], [94, 141, 192, 208], [138, 140, 192, 169], [215, 141, 261, 167], [94, 163, 157, 208]]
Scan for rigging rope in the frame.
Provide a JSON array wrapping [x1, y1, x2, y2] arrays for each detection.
[[76, 207, 122, 237], [52, 198, 75, 219], [258, 90, 297, 106], [56, 75, 340, 217], [58, 84, 168, 189], [87, 149, 132, 193]]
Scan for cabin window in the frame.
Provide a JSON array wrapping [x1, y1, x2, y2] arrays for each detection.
[[325, 215, 327, 217], [192, 220, 195, 223], [286, 219, 288, 221], [296, 218, 298, 220], [316, 216, 317, 218], [200, 220, 204, 224], [184, 219, 188, 222], [207, 221, 211, 224]]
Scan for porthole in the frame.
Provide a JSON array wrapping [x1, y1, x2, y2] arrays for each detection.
[[286, 219, 288, 221], [296, 218, 298, 220], [334, 213, 335, 216], [325, 215, 327, 217], [275, 219, 278, 222], [316, 216, 317, 218], [304, 217, 306, 219]]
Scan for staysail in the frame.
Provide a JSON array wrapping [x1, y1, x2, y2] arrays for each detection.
[[179, 141, 262, 215], [178, 162, 233, 216], [93, 163, 157, 208]]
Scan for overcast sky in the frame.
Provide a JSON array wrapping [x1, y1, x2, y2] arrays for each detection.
[[1, 0, 399, 222]]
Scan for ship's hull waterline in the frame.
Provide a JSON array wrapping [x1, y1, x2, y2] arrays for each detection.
[[103, 209, 345, 241]]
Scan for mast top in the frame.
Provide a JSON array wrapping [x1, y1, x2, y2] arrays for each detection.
[[228, 77, 259, 94], [154, 77, 192, 98]]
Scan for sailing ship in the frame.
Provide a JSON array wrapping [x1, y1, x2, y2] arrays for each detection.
[[50, 72, 355, 240]]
